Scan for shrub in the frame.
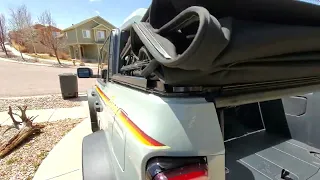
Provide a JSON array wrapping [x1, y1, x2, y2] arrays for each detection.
[[58, 52, 70, 60], [11, 40, 27, 53]]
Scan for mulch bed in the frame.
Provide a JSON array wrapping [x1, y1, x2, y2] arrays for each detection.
[[0, 118, 82, 180]]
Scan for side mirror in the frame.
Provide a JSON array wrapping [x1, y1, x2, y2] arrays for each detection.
[[77, 67, 93, 78]]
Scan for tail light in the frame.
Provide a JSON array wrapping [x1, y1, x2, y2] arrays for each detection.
[[146, 157, 208, 180]]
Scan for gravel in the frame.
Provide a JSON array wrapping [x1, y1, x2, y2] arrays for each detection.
[[0, 118, 82, 180], [0, 95, 84, 112]]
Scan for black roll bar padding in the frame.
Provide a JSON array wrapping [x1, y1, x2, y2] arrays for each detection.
[[138, 46, 160, 77], [131, 6, 230, 71]]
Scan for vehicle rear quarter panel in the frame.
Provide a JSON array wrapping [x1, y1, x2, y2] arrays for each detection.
[[99, 82, 225, 180]]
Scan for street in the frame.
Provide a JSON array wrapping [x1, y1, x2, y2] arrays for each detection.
[[0, 60, 96, 97]]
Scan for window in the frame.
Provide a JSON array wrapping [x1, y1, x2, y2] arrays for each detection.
[[52, 31, 60, 37], [82, 30, 91, 38], [97, 30, 105, 40]]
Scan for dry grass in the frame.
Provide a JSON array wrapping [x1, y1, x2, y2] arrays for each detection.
[[58, 52, 71, 60], [0, 119, 82, 180], [11, 41, 27, 53]]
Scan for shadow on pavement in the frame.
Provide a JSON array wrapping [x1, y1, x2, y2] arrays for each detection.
[[67, 95, 88, 102]]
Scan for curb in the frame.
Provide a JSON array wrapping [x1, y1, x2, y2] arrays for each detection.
[[33, 118, 91, 180], [0, 57, 54, 67], [0, 57, 98, 69]]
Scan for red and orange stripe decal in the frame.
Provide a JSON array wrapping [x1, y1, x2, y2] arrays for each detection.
[[95, 86, 169, 149]]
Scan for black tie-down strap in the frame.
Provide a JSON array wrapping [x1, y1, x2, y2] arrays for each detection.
[[130, 6, 231, 71]]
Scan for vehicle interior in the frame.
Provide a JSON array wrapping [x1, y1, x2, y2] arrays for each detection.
[[219, 99, 320, 180]]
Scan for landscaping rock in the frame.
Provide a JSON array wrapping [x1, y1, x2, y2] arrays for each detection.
[[0, 118, 82, 180], [0, 95, 83, 112]]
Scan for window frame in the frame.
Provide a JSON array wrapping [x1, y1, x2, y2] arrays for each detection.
[[82, 29, 91, 39], [98, 34, 112, 83], [97, 30, 105, 40], [97, 29, 119, 84]]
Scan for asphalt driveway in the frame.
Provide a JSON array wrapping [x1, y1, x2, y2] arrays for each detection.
[[0, 60, 96, 97]]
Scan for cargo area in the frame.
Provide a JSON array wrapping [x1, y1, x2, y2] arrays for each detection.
[[220, 100, 320, 180]]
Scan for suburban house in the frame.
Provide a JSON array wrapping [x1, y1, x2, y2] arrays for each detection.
[[9, 24, 62, 54], [34, 24, 62, 39], [62, 16, 115, 62]]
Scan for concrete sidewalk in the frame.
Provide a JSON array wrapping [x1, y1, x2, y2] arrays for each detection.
[[4, 44, 98, 68], [0, 105, 89, 126], [0, 100, 91, 179], [33, 118, 92, 180]]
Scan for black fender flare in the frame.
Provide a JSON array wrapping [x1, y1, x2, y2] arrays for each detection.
[[82, 130, 117, 180], [87, 89, 100, 132]]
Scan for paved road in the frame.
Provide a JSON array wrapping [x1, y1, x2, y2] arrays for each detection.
[[0, 60, 96, 97]]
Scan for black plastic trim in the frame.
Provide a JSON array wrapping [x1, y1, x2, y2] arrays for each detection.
[[87, 89, 100, 132], [82, 130, 117, 180], [111, 74, 148, 89]]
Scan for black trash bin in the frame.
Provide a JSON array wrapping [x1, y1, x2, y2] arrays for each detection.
[[59, 73, 78, 99]]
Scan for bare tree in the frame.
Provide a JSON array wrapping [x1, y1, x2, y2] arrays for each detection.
[[38, 10, 64, 64], [0, 105, 44, 158], [9, 5, 37, 60], [0, 14, 8, 57], [23, 24, 38, 58]]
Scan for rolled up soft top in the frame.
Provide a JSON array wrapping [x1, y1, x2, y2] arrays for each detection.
[[117, 0, 320, 104]]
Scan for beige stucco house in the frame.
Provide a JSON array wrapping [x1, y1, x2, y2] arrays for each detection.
[[62, 16, 115, 62]]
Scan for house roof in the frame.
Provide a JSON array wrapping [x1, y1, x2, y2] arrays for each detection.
[[56, 33, 65, 38], [62, 16, 115, 32], [33, 24, 45, 29], [92, 24, 111, 30], [33, 24, 61, 32]]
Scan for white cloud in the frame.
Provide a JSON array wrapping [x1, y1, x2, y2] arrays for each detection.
[[89, 0, 101, 2], [95, 10, 100, 15]]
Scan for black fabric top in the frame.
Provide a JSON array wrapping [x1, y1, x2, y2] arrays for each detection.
[[128, 0, 320, 88], [147, 0, 320, 28]]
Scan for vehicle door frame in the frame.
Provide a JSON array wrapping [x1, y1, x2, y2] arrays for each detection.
[[96, 29, 121, 129]]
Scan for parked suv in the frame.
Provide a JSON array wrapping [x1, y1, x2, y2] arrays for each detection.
[[78, 1, 320, 179]]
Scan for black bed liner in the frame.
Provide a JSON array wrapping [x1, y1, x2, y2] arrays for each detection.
[[119, 0, 320, 97], [225, 131, 320, 180]]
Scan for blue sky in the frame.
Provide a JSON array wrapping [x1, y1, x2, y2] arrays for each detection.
[[0, 0, 151, 29]]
